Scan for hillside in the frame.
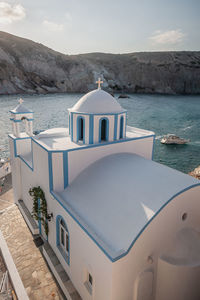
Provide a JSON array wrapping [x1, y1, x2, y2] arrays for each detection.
[[0, 31, 200, 95]]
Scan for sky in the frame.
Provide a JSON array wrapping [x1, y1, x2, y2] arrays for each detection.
[[0, 0, 199, 55]]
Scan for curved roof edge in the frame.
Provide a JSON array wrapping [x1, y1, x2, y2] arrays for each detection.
[[54, 182, 200, 262], [115, 182, 200, 262]]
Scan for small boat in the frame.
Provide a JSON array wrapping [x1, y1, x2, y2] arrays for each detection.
[[161, 134, 190, 145]]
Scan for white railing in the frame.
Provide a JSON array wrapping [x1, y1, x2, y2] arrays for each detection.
[[0, 230, 29, 300]]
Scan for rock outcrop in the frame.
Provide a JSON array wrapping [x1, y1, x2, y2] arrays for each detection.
[[0, 31, 200, 95], [189, 166, 200, 180]]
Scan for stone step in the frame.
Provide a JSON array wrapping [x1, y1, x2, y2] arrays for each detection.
[[42, 241, 82, 300]]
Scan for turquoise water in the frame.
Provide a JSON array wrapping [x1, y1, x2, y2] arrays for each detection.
[[0, 93, 200, 174]]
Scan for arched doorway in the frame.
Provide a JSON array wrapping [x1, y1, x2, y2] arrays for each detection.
[[120, 116, 124, 139], [99, 118, 109, 142]]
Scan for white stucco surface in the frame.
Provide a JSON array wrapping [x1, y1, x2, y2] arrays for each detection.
[[33, 127, 154, 151], [58, 153, 199, 259], [69, 89, 125, 114], [10, 103, 33, 113]]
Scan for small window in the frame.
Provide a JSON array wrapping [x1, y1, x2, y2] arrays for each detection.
[[85, 272, 93, 294], [88, 273, 93, 287], [120, 116, 124, 139], [77, 117, 84, 142], [61, 227, 64, 246], [59, 218, 69, 257]]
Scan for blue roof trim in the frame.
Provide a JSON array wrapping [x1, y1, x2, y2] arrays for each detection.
[[31, 133, 155, 154], [8, 135, 33, 171], [51, 182, 200, 262], [114, 182, 200, 261], [10, 118, 34, 122]]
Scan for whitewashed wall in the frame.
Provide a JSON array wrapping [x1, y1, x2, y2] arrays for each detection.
[[52, 152, 64, 192], [9, 138, 22, 202], [111, 185, 200, 300], [47, 197, 113, 300], [15, 138, 32, 156], [20, 141, 49, 216], [68, 136, 154, 184]]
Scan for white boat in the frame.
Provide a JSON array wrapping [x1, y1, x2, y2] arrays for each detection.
[[161, 134, 190, 145]]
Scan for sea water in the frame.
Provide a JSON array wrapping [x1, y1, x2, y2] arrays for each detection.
[[0, 93, 199, 174]]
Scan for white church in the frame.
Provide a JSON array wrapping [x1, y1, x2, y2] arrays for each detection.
[[9, 80, 200, 300]]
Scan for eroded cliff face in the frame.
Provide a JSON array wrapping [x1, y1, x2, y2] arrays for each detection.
[[0, 31, 200, 95]]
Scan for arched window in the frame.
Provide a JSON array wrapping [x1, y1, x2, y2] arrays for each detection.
[[99, 118, 109, 142], [20, 116, 28, 134], [77, 116, 85, 143], [120, 116, 124, 139], [56, 215, 69, 265]]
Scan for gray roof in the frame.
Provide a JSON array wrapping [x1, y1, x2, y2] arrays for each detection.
[[10, 104, 32, 114], [58, 153, 200, 261]]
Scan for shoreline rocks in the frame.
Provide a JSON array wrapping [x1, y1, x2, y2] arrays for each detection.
[[189, 165, 200, 180]]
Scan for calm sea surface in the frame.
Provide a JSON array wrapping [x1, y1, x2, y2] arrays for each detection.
[[0, 93, 200, 174]]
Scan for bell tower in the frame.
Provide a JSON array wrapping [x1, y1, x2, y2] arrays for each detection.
[[10, 98, 34, 138]]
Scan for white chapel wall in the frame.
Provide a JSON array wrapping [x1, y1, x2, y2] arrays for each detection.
[[9, 138, 22, 202], [52, 152, 64, 192], [47, 198, 113, 300], [68, 136, 154, 184], [111, 186, 200, 300]]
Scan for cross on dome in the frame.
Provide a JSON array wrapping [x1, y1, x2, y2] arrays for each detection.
[[96, 78, 103, 89], [18, 98, 24, 104]]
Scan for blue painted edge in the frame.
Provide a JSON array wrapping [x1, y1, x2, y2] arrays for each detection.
[[76, 115, 85, 144], [63, 152, 68, 189], [99, 117, 109, 143], [116, 183, 200, 261], [10, 118, 34, 122], [114, 115, 118, 140], [18, 155, 33, 171], [53, 183, 200, 262], [56, 215, 70, 265], [71, 113, 73, 141], [89, 115, 94, 144], [8, 135, 34, 171], [31, 133, 155, 153]]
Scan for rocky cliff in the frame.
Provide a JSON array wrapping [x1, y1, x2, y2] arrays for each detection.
[[0, 31, 200, 95]]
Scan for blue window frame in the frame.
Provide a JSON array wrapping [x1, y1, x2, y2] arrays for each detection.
[[120, 116, 124, 139], [56, 215, 70, 265], [77, 116, 85, 143], [99, 118, 109, 142]]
